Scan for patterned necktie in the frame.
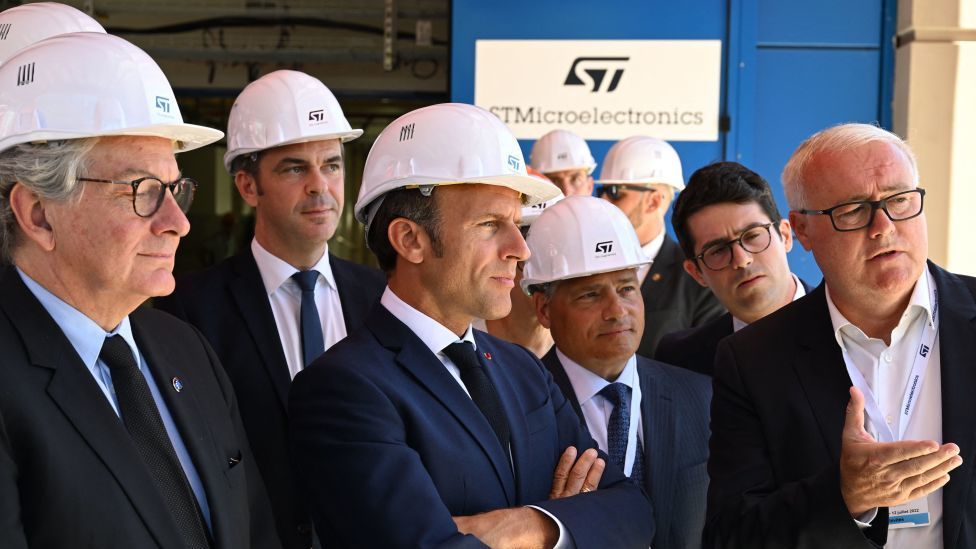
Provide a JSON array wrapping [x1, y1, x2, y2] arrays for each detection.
[[599, 382, 644, 484], [442, 341, 511, 451], [100, 335, 212, 549], [292, 270, 325, 367]]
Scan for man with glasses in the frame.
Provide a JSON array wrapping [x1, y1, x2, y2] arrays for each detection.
[[597, 135, 725, 358], [155, 70, 384, 549], [705, 123, 973, 548], [0, 33, 278, 548], [655, 162, 811, 376]]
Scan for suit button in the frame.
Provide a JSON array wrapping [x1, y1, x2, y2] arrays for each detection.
[[297, 523, 312, 536]]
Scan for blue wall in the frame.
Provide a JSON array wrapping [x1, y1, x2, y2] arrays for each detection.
[[452, 0, 897, 285]]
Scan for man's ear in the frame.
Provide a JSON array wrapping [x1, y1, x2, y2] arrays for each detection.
[[234, 171, 261, 208], [788, 211, 812, 251], [646, 186, 666, 215], [683, 258, 709, 288], [387, 218, 432, 265], [778, 218, 794, 252], [533, 292, 552, 329], [8, 183, 55, 251]]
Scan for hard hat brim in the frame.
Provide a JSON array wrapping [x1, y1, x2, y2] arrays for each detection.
[[0, 122, 224, 153], [223, 128, 364, 173], [354, 173, 562, 224], [595, 178, 685, 191], [519, 259, 653, 296]]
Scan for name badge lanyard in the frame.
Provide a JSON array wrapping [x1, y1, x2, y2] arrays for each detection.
[[842, 284, 939, 443]]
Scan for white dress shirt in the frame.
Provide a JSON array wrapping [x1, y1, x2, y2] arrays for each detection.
[[379, 286, 574, 548], [826, 267, 942, 549], [637, 232, 665, 284], [731, 273, 807, 332], [555, 349, 643, 476], [251, 238, 347, 378]]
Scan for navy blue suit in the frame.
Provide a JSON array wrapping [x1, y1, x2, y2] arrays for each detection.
[[543, 350, 711, 549], [705, 263, 976, 548], [155, 251, 384, 549], [656, 278, 813, 377], [289, 304, 654, 548]]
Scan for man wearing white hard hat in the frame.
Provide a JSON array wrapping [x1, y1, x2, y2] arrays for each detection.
[[156, 69, 384, 549], [523, 196, 711, 549], [0, 33, 278, 548], [531, 129, 597, 197], [596, 135, 724, 358], [289, 103, 653, 548]]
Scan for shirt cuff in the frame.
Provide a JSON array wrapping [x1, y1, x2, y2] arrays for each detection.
[[526, 505, 575, 549], [853, 508, 879, 529]]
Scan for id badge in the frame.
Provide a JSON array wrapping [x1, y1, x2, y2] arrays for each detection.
[[889, 497, 931, 529]]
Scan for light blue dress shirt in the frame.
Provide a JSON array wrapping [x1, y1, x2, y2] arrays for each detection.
[[18, 268, 212, 532]]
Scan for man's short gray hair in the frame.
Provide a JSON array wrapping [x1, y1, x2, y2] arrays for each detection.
[[781, 123, 919, 210], [0, 138, 100, 262]]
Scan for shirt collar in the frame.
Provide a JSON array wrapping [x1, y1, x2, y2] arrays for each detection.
[[251, 237, 336, 295], [732, 273, 807, 332], [825, 266, 935, 345], [641, 231, 666, 262], [380, 286, 477, 358], [17, 267, 139, 373], [555, 347, 638, 406]]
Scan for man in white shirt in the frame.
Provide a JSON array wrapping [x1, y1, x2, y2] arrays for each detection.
[[523, 196, 712, 549], [705, 123, 972, 548], [155, 71, 384, 549], [289, 103, 653, 548], [656, 161, 810, 376], [596, 136, 725, 357]]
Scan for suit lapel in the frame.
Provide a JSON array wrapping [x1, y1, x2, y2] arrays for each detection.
[[541, 349, 586, 423], [229, 253, 291, 408], [368, 308, 515, 505], [331, 254, 367, 332], [791, 285, 851, 462], [638, 360, 675, 545], [641, 235, 679, 310], [929, 265, 976, 548], [0, 269, 184, 549]]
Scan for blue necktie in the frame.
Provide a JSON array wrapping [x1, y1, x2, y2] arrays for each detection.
[[599, 382, 644, 484], [442, 341, 511, 452], [292, 270, 324, 367]]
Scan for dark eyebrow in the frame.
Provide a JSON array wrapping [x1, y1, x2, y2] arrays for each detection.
[[699, 221, 769, 252], [273, 155, 343, 169]]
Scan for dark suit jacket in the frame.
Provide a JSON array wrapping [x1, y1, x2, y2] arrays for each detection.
[[155, 251, 384, 549], [288, 305, 654, 548], [638, 235, 725, 358], [542, 349, 711, 549], [656, 278, 813, 376], [705, 262, 976, 548], [0, 266, 279, 549]]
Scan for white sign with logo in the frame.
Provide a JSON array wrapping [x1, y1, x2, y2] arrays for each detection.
[[475, 40, 722, 141]]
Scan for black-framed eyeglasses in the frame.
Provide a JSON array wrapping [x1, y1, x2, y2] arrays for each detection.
[[595, 184, 656, 201], [796, 188, 925, 232], [694, 222, 775, 271], [78, 176, 199, 218]]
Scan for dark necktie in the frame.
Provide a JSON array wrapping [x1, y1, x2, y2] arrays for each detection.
[[99, 335, 212, 549], [599, 382, 644, 484], [442, 341, 511, 451], [292, 270, 325, 367]]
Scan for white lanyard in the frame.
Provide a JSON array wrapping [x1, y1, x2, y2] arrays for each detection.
[[841, 284, 939, 443], [623, 364, 642, 475]]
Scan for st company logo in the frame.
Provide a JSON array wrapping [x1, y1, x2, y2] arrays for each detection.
[[154, 96, 171, 113], [564, 57, 630, 93], [594, 240, 614, 255], [507, 155, 521, 171], [308, 109, 325, 122]]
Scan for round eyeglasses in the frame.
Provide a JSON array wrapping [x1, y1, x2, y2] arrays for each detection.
[[78, 176, 199, 218], [694, 222, 775, 271], [795, 188, 925, 232]]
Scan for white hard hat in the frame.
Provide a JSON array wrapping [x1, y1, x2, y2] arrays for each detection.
[[0, 2, 105, 65], [0, 33, 222, 153], [520, 195, 650, 295], [530, 129, 596, 175], [520, 190, 564, 228], [354, 102, 561, 225], [224, 70, 363, 172], [597, 136, 685, 191]]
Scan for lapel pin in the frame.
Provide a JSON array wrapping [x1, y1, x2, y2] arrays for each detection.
[[651, 273, 662, 282], [172, 377, 183, 392], [483, 352, 492, 360]]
